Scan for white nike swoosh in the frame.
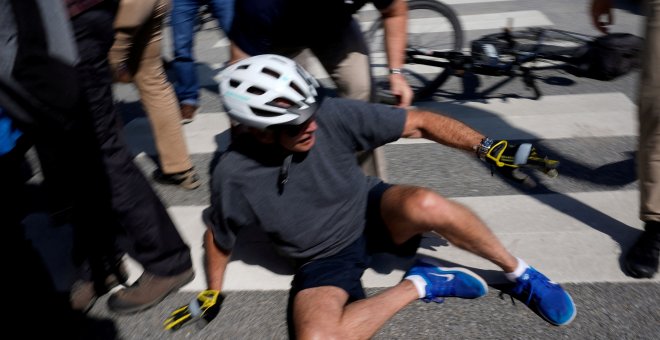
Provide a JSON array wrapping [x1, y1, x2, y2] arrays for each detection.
[[429, 273, 455, 281]]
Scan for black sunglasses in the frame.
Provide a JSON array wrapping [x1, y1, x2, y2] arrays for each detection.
[[279, 115, 315, 137]]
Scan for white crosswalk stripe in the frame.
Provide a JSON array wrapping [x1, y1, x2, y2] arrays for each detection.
[[360, 10, 552, 32], [122, 92, 638, 155], [120, 189, 644, 292]]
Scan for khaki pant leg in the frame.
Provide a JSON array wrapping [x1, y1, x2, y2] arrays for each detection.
[[127, 0, 193, 174], [639, 0, 660, 222], [311, 19, 372, 102]]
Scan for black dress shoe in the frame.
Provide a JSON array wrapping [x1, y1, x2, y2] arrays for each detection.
[[624, 221, 660, 279]]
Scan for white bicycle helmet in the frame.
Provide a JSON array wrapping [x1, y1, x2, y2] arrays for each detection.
[[216, 54, 323, 130]]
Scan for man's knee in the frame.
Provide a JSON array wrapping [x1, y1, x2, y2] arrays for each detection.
[[383, 186, 455, 238], [405, 188, 450, 214]]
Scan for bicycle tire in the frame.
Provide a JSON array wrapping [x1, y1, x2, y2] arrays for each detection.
[[364, 0, 463, 103]]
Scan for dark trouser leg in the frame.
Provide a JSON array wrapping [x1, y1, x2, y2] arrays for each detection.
[[71, 4, 192, 276]]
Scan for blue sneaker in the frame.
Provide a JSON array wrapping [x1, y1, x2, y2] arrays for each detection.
[[405, 260, 488, 303], [507, 267, 576, 326]]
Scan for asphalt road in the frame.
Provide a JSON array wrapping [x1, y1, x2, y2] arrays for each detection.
[[20, 0, 659, 339]]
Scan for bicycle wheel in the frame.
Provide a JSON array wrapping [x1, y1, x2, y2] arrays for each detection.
[[363, 0, 463, 103]]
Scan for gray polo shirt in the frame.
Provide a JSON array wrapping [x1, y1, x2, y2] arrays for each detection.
[[204, 97, 406, 261]]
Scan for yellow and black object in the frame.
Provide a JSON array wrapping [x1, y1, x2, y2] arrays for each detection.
[[164, 290, 224, 331], [480, 138, 560, 187]]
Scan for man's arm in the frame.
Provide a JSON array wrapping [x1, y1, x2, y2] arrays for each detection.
[[401, 108, 561, 186], [379, 0, 413, 107], [163, 227, 229, 331], [204, 227, 231, 291], [401, 109, 484, 153]]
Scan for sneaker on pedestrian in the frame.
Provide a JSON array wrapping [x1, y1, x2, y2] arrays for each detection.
[[507, 267, 576, 326], [107, 269, 194, 314], [153, 168, 201, 190], [624, 222, 660, 279], [180, 103, 198, 124], [404, 259, 488, 303]]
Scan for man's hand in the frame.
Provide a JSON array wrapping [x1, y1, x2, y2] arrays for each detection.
[[480, 139, 559, 187], [591, 0, 614, 34], [389, 73, 413, 107], [164, 290, 224, 331]]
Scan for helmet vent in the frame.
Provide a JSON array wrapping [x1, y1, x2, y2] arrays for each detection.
[[289, 82, 305, 98], [266, 97, 295, 109], [237, 64, 249, 70], [246, 86, 266, 95], [251, 107, 281, 117], [229, 79, 241, 88], [261, 67, 281, 79]]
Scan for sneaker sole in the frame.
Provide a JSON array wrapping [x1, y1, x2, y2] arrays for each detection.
[[108, 270, 195, 315], [538, 292, 577, 326]]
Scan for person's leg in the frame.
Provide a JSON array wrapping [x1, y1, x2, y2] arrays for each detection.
[[207, 0, 234, 32], [380, 184, 576, 326], [310, 19, 372, 101], [70, 4, 193, 313], [128, 0, 197, 177], [627, 0, 660, 278], [171, 0, 200, 108], [108, 0, 158, 80], [289, 235, 420, 339], [381, 185, 518, 271], [293, 283, 418, 340]]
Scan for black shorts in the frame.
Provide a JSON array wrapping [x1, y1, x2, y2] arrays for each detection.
[[290, 182, 421, 301]]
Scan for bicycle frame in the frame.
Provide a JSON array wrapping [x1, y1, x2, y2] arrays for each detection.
[[404, 42, 543, 101]]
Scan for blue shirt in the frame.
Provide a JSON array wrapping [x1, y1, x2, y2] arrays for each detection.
[[0, 107, 22, 156]]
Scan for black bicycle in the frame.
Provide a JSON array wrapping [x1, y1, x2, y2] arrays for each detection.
[[365, 1, 596, 104]]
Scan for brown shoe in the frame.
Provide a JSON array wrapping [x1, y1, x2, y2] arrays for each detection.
[[180, 104, 198, 124], [107, 269, 194, 314], [70, 280, 98, 313], [153, 168, 201, 190], [70, 266, 129, 313]]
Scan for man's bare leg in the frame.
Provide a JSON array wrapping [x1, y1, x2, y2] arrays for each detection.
[[381, 185, 518, 272], [293, 281, 418, 340]]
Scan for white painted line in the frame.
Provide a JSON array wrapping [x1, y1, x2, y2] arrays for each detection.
[[461, 10, 553, 31], [121, 189, 655, 292], [214, 9, 551, 49], [122, 93, 637, 156], [393, 92, 638, 143], [360, 0, 516, 13], [361, 10, 553, 33], [122, 111, 233, 157]]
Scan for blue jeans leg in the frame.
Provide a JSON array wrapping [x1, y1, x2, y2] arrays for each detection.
[[208, 0, 234, 32], [171, 0, 200, 105]]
